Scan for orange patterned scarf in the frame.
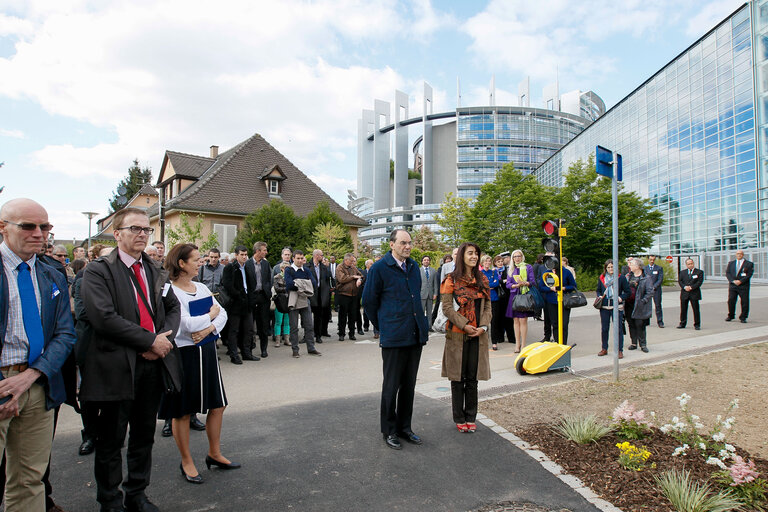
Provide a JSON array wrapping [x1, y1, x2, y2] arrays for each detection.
[[441, 273, 490, 333]]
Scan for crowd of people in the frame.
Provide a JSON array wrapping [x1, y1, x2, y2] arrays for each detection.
[[0, 197, 758, 510]]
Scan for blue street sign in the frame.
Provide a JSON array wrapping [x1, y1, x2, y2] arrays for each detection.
[[596, 145, 622, 181]]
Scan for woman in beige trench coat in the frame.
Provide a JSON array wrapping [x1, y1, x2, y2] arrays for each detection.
[[440, 242, 492, 433]]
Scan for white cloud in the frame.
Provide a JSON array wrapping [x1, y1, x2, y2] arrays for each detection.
[[685, 0, 746, 38], [0, 128, 24, 138]]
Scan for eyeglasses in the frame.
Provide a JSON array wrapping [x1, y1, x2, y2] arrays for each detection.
[[2, 220, 54, 232], [53, 253, 68, 258], [117, 226, 155, 235]]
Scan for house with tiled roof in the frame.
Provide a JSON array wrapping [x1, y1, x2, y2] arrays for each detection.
[[146, 132, 367, 252]]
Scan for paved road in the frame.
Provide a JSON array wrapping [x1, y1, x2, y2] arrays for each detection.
[[48, 284, 767, 511]]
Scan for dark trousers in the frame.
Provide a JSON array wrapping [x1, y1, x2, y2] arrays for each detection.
[[253, 293, 271, 354], [380, 344, 423, 435], [680, 296, 701, 327], [450, 337, 479, 423], [311, 305, 324, 339], [600, 308, 624, 351], [627, 316, 647, 347], [227, 309, 254, 357], [90, 358, 163, 508], [727, 286, 750, 320], [652, 287, 663, 324], [355, 293, 364, 331], [337, 294, 357, 336], [490, 300, 505, 344], [322, 305, 332, 335], [545, 302, 571, 344], [543, 300, 553, 340]]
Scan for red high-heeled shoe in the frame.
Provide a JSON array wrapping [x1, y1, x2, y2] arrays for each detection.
[[466, 422, 477, 433], [456, 423, 469, 433]]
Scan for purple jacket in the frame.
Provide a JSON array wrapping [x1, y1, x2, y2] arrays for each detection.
[[505, 264, 535, 317]]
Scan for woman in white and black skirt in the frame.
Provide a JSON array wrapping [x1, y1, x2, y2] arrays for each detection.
[[160, 243, 240, 484]]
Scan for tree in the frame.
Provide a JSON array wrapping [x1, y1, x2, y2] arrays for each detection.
[[234, 200, 308, 263], [109, 159, 153, 212], [311, 222, 353, 259], [411, 225, 449, 253], [303, 201, 353, 251], [434, 192, 471, 247], [463, 164, 554, 257], [549, 157, 664, 274], [166, 212, 219, 251]]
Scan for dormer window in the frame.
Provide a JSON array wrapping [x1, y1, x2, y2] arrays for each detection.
[[260, 164, 287, 198], [269, 179, 279, 194]]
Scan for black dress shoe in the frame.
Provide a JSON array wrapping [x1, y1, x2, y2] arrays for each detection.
[[641, 346, 649, 353], [125, 496, 159, 512], [694, 326, 701, 330], [397, 431, 423, 445], [242, 353, 260, 361], [205, 455, 241, 470], [349, 334, 357, 341], [383, 434, 402, 450], [357, 328, 364, 335], [161, 420, 172, 437], [338, 335, 345, 341], [79, 437, 95, 455], [725, 317, 733, 322], [740, 319, 747, 323], [180, 463, 203, 484], [190, 415, 206, 431], [308, 349, 322, 356], [658, 322, 664, 328], [261, 351, 268, 358], [676, 324, 685, 329], [230, 355, 243, 365]]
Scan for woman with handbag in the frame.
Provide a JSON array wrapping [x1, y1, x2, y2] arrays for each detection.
[[440, 242, 492, 433], [537, 262, 576, 344], [495, 255, 516, 346], [505, 250, 535, 353], [480, 254, 503, 351], [625, 258, 653, 352], [272, 262, 291, 347], [596, 260, 630, 359], [159, 244, 241, 485]]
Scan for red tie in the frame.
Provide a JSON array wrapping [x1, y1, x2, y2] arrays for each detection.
[[132, 262, 155, 332]]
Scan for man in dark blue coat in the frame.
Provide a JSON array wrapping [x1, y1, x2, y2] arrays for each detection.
[[362, 229, 429, 450]]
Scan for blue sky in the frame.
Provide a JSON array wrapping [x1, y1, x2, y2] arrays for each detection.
[[0, 0, 746, 240]]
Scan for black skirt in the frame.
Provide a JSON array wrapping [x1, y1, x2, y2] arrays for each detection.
[[159, 342, 228, 419]]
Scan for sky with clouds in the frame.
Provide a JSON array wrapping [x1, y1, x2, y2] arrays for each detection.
[[0, 0, 746, 240]]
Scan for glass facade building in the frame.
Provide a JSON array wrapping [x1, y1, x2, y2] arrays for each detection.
[[536, 4, 767, 279]]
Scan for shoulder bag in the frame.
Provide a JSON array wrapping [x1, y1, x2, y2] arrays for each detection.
[[563, 290, 588, 308], [433, 294, 459, 333]]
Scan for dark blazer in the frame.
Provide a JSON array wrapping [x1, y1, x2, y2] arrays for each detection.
[[725, 259, 753, 289], [627, 273, 654, 320], [644, 264, 663, 290], [678, 268, 704, 300], [246, 257, 273, 298], [362, 251, 429, 349], [221, 261, 255, 314], [79, 249, 181, 402], [306, 261, 331, 308], [0, 254, 76, 410]]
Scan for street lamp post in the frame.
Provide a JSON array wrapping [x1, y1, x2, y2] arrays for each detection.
[[81, 211, 99, 254]]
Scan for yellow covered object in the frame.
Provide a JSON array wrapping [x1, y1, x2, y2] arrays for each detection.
[[514, 341, 572, 375]]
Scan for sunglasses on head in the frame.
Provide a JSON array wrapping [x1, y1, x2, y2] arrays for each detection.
[[2, 220, 54, 232]]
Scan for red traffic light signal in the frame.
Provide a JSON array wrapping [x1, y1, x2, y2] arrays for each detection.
[[542, 220, 557, 236]]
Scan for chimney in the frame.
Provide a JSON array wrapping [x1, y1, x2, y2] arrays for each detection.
[[210, 145, 219, 158]]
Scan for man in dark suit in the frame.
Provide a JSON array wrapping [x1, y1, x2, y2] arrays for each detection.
[[677, 258, 703, 330], [246, 241, 272, 358], [419, 256, 438, 328], [362, 229, 429, 450], [725, 249, 753, 323], [644, 255, 664, 327], [0, 199, 76, 511], [80, 207, 180, 512], [222, 245, 258, 364], [306, 249, 331, 345]]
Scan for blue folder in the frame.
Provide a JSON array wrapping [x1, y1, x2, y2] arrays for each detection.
[[188, 295, 219, 347]]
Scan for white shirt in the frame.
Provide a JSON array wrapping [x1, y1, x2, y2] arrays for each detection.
[[172, 281, 228, 348]]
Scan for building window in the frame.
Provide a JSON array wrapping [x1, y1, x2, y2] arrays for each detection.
[[213, 224, 237, 252], [269, 180, 279, 194]]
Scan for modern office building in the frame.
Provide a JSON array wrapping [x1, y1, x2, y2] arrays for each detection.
[[352, 81, 605, 246], [536, 2, 766, 279]]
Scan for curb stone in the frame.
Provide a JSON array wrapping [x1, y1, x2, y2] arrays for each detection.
[[475, 413, 624, 512]]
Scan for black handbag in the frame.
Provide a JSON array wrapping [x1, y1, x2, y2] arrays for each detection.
[[512, 292, 535, 312], [214, 284, 231, 310], [273, 292, 289, 314], [563, 290, 588, 308]]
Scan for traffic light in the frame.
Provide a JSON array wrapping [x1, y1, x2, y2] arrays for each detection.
[[541, 220, 560, 269]]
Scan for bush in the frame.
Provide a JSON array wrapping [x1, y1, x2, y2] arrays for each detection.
[[655, 469, 743, 512], [574, 268, 601, 293], [555, 415, 612, 444]]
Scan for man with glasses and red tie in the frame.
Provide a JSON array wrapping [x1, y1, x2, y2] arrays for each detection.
[[81, 207, 181, 512], [0, 198, 76, 511]]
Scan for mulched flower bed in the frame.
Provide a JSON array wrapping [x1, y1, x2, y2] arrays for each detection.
[[516, 425, 768, 512]]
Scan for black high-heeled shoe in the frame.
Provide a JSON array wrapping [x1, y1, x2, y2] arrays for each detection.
[[180, 463, 203, 484], [205, 455, 241, 470]]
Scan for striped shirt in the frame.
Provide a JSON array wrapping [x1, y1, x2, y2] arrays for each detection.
[[1, 242, 42, 366]]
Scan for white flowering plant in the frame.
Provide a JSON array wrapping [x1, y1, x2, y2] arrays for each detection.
[[659, 393, 740, 465], [611, 400, 652, 440]]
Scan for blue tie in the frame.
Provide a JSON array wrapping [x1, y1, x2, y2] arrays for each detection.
[[17, 262, 44, 364], [401, 262, 407, 272], [425, 268, 429, 280]]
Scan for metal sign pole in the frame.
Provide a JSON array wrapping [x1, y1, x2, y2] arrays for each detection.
[[612, 152, 620, 382]]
